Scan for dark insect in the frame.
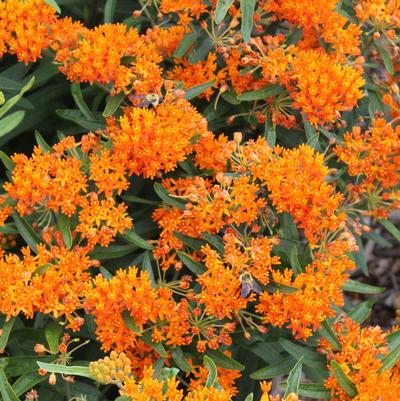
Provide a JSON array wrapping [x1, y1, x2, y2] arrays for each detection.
[[130, 93, 162, 108], [239, 272, 262, 298]]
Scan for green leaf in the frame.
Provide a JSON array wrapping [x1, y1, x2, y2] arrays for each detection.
[[380, 344, 400, 371], [71, 83, 95, 120], [100, 266, 113, 280], [379, 219, 400, 242], [284, 356, 303, 399], [12, 372, 48, 397], [250, 356, 295, 379], [298, 383, 330, 399], [122, 311, 142, 334], [0, 111, 26, 138], [352, 234, 368, 276], [104, 0, 117, 22], [387, 330, 400, 350], [154, 182, 186, 210], [0, 318, 15, 351], [45, 0, 61, 12], [201, 232, 224, 254], [12, 212, 41, 253], [177, 251, 206, 275], [90, 244, 138, 260], [264, 116, 276, 148], [205, 349, 244, 371], [174, 31, 200, 58], [376, 45, 394, 75], [0, 151, 15, 171], [170, 347, 192, 372], [56, 109, 106, 131], [142, 252, 156, 286], [318, 320, 341, 350], [279, 339, 326, 369], [290, 246, 303, 276], [347, 300, 375, 324], [0, 367, 20, 401], [121, 195, 159, 205], [240, 0, 256, 43], [0, 76, 35, 118], [45, 322, 62, 355], [244, 394, 254, 401], [174, 232, 207, 251], [185, 80, 215, 100], [342, 279, 384, 294], [121, 229, 154, 250], [215, 0, 234, 24], [103, 92, 125, 117], [330, 361, 358, 398], [34, 131, 53, 152], [303, 118, 319, 150], [204, 356, 217, 388], [238, 85, 284, 101], [36, 362, 93, 378], [57, 213, 73, 249]]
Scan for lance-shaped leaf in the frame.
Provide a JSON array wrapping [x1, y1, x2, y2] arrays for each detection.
[[330, 361, 358, 398]]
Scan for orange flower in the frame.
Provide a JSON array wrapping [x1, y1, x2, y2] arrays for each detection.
[[145, 25, 186, 58], [77, 193, 132, 248], [106, 92, 209, 178], [0, 0, 56, 63], [321, 318, 400, 401], [4, 146, 87, 217], [355, 0, 400, 29], [334, 118, 400, 217], [257, 239, 355, 339], [259, 144, 345, 245], [185, 386, 232, 401], [160, 0, 208, 25], [168, 53, 226, 101], [289, 49, 365, 125]]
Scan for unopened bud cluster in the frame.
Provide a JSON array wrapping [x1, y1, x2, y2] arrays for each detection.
[[89, 351, 131, 385]]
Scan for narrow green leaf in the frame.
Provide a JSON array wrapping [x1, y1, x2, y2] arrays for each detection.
[[318, 320, 341, 350], [240, 0, 256, 43], [154, 182, 186, 210], [376, 45, 394, 75], [0, 76, 35, 118], [284, 356, 303, 399], [45, 0, 61, 12], [204, 356, 217, 388], [177, 251, 206, 275], [347, 300, 375, 324], [379, 219, 400, 242], [122, 229, 154, 250], [279, 339, 326, 369], [36, 362, 92, 378], [265, 120, 276, 148], [0, 367, 20, 401], [100, 266, 113, 280], [141, 332, 168, 358], [57, 213, 72, 249], [174, 232, 207, 251], [121, 195, 159, 205], [387, 330, 400, 350], [330, 361, 358, 398], [244, 394, 254, 401], [170, 347, 192, 372], [250, 356, 295, 379], [238, 85, 284, 101], [298, 383, 330, 399], [290, 246, 303, 276], [142, 252, 156, 286], [380, 344, 400, 371], [0, 111, 26, 138], [0, 318, 16, 351], [205, 349, 245, 371], [185, 80, 215, 100], [104, 0, 117, 22], [71, 84, 95, 120], [303, 118, 319, 149], [0, 151, 15, 171], [56, 109, 105, 131], [12, 372, 47, 397], [103, 92, 125, 117], [201, 232, 224, 254], [342, 279, 384, 294], [122, 311, 142, 334], [45, 322, 62, 355], [12, 212, 41, 253], [215, 0, 234, 24], [174, 31, 199, 58], [352, 234, 368, 276], [34, 131, 53, 153], [90, 244, 138, 260]]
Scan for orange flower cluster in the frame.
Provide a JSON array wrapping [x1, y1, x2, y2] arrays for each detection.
[[257, 238, 356, 339], [0, 0, 56, 63], [160, 0, 208, 26], [355, 0, 400, 29], [106, 88, 209, 178], [261, 381, 300, 401], [320, 318, 400, 401], [0, 245, 95, 330], [264, 0, 361, 55], [335, 118, 400, 217]]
